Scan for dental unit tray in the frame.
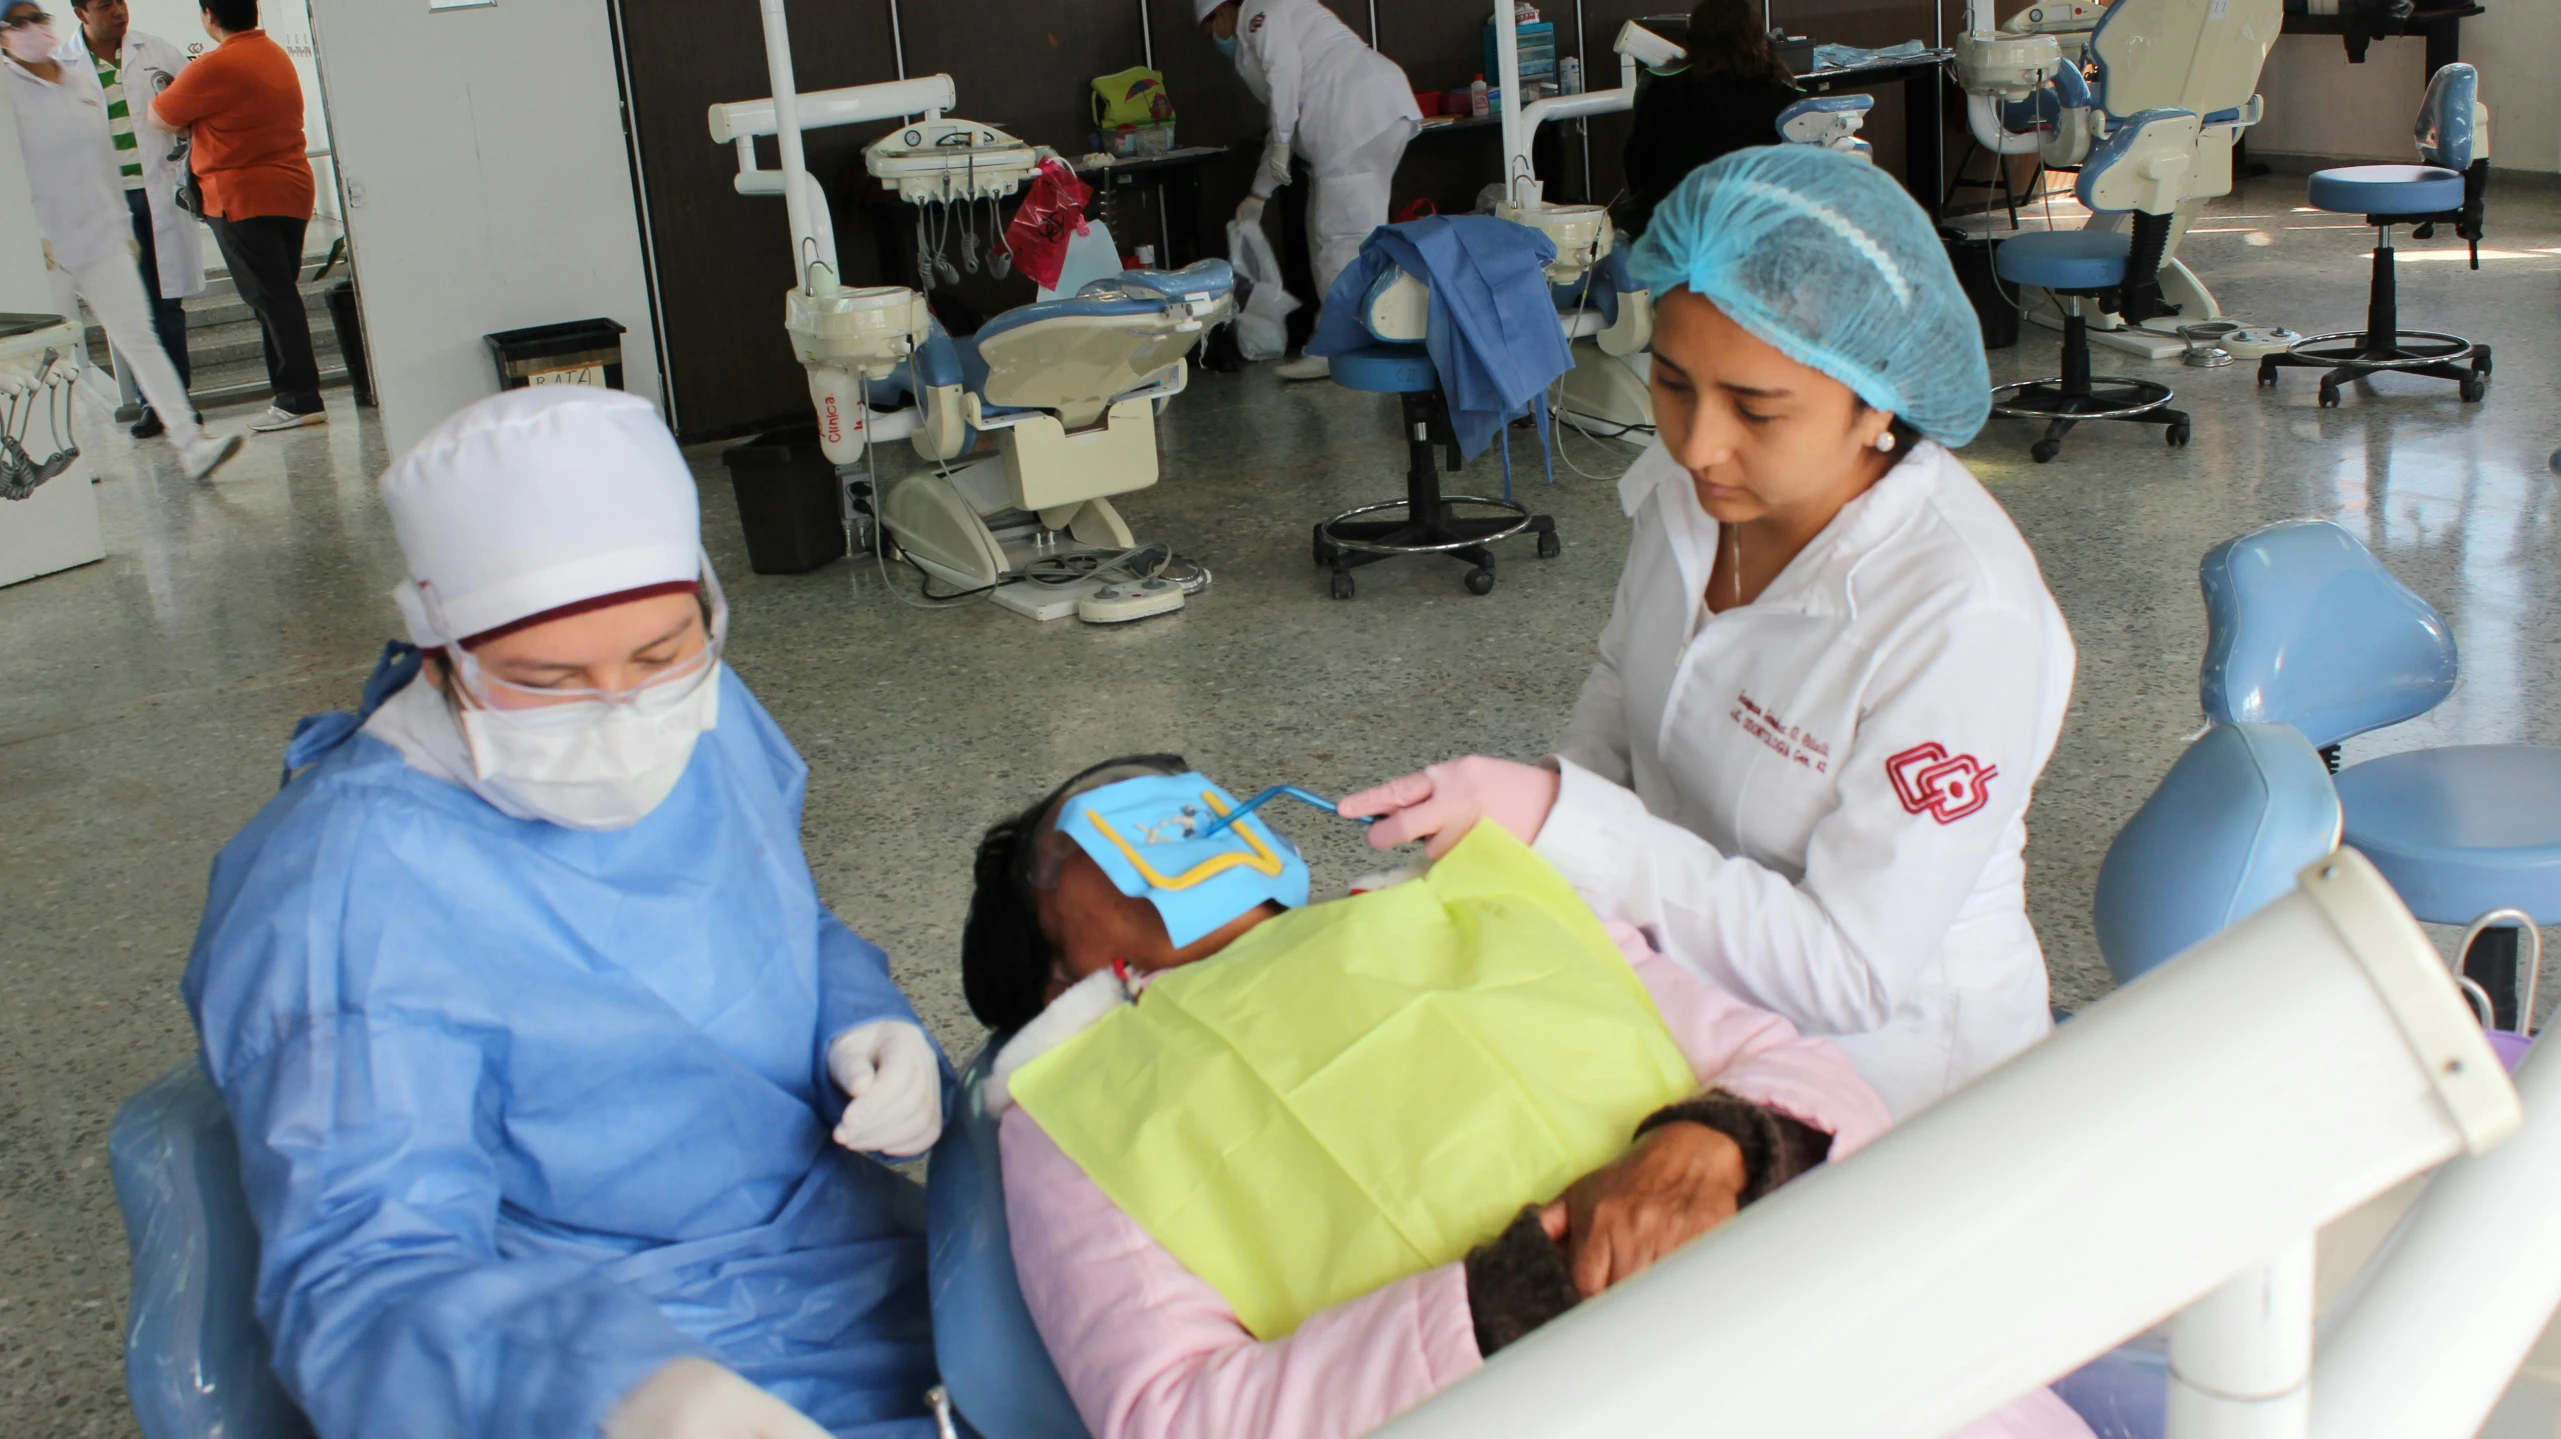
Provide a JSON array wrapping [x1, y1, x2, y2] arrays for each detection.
[[865, 118, 1044, 204]]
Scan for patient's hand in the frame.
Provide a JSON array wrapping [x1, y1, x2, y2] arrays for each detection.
[[1539, 1122, 1748, 1298]]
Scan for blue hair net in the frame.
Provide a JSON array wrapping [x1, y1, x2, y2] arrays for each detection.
[[1629, 146, 1991, 445]]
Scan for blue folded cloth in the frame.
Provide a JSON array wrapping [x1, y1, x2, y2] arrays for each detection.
[[1812, 39, 1932, 71], [1308, 215, 1575, 464]]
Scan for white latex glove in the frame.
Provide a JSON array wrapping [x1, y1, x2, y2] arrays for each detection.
[[603, 1357, 833, 1439], [1234, 194, 1266, 226], [1260, 138, 1293, 191], [1338, 757, 1563, 860], [827, 1019, 943, 1158]]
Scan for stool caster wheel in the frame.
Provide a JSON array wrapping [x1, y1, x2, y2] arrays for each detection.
[[2460, 376, 2487, 403], [2257, 362, 2277, 387], [1329, 571, 1356, 600], [2317, 383, 2341, 408], [1536, 530, 1560, 559], [2030, 438, 2060, 464], [2473, 345, 2493, 376], [2166, 420, 2191, 448], [1465, 568, 1496, 596]]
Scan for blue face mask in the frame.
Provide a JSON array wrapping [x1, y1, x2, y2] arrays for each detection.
[[1213, 33, 1237, 57], [1058, 772, 1310, 948]]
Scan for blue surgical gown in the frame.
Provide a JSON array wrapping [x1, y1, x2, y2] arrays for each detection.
[[184, 661, 945, 1439]]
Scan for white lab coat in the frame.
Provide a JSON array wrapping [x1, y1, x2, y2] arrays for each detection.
[[57, 26, 206, 300], [1536, 439, 2076, 1118], [1233, 0, 1418, 179], [5, 50, 132, 271]]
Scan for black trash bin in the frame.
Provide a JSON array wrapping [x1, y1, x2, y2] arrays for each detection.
[[483, 318, 631, 392], [1942, 234, 2020, 350], [325, 280, 374, 407], [724, 425, 848, 575]]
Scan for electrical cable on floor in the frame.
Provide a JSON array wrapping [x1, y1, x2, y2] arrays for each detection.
[[1543, 284, 1648, 482], [1019, 541, 1211, 597]]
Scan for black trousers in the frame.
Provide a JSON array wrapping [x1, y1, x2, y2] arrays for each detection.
[[124, 189, 190, 390], [208, 212, 321, 415]]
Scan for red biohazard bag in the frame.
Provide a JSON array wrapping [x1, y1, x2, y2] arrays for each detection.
[[1002, 159, 1095, 292]]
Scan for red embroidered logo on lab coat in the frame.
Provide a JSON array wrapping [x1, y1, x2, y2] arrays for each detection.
[[1249, 12, 1266, 30], [1887, 743, 1998, 824]]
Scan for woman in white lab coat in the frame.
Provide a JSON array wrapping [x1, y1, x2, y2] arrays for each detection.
[[1198, 0, 1420, 380], [1343, 147, 2075, 1118]]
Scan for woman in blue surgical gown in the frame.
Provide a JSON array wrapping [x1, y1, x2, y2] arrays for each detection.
[[183, 388, 948, 1439]]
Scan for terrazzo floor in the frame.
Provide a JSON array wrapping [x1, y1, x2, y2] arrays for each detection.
[[3, 170, 2557, 1432]]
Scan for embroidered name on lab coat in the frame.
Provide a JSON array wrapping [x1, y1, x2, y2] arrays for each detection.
[[1887, 743, 1997, 824], [1730, 692, 1832, 774]]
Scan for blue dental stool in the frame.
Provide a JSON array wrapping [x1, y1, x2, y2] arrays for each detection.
[[1312, 268, 1560, 600], [2256, 64, 2491, 406], [1989, 109, 2198, 463], [109, 1059, 313, 1439], [2200, 518, 2561, 1028]]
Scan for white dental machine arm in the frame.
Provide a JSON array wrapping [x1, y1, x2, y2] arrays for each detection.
[[1371, 849, 2522, 1439], [1496, 15, 1671, 211]]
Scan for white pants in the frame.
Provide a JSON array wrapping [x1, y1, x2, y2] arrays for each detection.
[[49, 252, 200, 451], [1309, 117, 1418, 302]]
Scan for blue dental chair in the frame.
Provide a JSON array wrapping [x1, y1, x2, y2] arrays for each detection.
[[2092, 722, 2343, 986], [2200, 518, 2561, 1028], [925, 1043, 1088, 1439], [1776, 94, 1875, 159], [2256, 64, 2492, 406], [1988, 110, 2199, 462], [109, 1059, 312, 1439], [2048, 721, 2339, 1439]]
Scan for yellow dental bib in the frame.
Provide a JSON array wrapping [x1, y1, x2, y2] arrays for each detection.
[[1008, 825, 1697, 1339]]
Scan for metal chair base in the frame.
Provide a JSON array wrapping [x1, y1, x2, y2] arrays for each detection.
[[1993, 309, 2191, 463], [1317, 388, 1558, 599], [2258, 329, 2489, 405], [2255, 232, 2489, 405]]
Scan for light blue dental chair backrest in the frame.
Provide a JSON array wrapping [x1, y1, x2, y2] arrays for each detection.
[[927, 1043, 1090, 1439], [2417, 62, 2479, 169], [2093, 723, 2342, 985], [2198, 519, 2459, 751], [109, 1059, 313, 1439]]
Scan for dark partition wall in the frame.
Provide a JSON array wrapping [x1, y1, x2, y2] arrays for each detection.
[[616, 0, 1969, 439]]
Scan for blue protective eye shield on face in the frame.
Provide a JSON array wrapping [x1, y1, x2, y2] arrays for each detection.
[[1056, 773, 1315, 948]]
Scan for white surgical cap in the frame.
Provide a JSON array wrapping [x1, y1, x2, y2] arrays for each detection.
[[381, 387, 701, 649], [1194, 0, 1227, 21]]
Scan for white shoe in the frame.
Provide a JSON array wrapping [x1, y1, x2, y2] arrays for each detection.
[[248, 405, 327, 433], [182, 433, 244, 481], [1275, 355, 1331, 381]]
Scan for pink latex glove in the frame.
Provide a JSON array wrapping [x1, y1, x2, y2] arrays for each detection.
[[1337, 757, 1561, 859]]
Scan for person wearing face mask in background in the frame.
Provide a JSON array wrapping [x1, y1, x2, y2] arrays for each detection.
[[1, 1, 238, 479], [185, 388, 949, 1439], [1199, 0, 1420, 381], [1341, 149, 2076, 1121]]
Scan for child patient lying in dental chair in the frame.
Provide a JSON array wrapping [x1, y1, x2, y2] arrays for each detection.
[[961, 756, 2095, 1439]]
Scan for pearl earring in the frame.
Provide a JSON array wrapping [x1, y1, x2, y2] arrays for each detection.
[[1875, 430, 1897, 453]]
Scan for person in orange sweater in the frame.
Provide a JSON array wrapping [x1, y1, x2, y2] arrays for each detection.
[[146, 0, 322, 431]]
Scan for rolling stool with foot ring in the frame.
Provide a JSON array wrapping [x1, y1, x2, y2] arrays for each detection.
[[2256, 64, 2492, 408], [1315, 343, 1557, 600], [1986, 111, 2201, 463]]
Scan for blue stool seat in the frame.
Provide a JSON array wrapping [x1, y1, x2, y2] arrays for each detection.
[[2336, 745, 2561, 924], [2306, 163, 2465, 217], [1995, 230, 2131, 292], [1329, 343, 1437, 395]]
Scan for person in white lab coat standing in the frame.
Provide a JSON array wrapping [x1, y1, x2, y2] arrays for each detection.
[[1198, 0, 1419, 381], [1342, 148, 2076, 1119], [2, 1, 237, 478], [59, 0, 204, 439]]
